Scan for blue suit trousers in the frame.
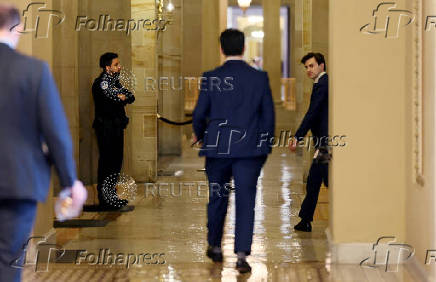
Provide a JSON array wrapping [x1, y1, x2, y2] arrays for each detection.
[[205, 156, 267, 255]]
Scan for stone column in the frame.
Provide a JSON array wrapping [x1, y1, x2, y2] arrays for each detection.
[[201, 0, 227, 72], [312, 0, 328, 63], [157, 0, 183, 156], [263, 0, 281, 103], [130, 0, 158, 182]]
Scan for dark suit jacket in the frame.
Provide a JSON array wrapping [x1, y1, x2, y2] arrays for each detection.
[[193, 60, 275, 158], [0, 43, 76, 202], [92, 71, 135, 131], [295, 74, 329, 147]]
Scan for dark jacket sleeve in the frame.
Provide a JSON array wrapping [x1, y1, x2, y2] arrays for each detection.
[[37, 63, 77, 187], [93, 78, 126, 105], [116, 80, 135, 105], [121, 89, 135, 105], [295, 81, 328, 139], [260, 72, 275, 141], [192, 73, 210, 141]]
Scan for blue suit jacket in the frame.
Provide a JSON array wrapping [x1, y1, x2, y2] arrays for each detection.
[[193, 60, 275, 158], [0, 43, 76, 202], [295, 74, 329, 146]]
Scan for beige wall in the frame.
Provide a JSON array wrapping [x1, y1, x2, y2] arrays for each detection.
[[329, 0, 408, 243], [405, 0, 436, 278], [329, 1, 436, 276]]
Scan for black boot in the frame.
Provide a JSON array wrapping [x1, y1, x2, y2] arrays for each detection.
[[294, 219, 312, 232]]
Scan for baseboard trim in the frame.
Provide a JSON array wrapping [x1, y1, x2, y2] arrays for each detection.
[[325, 230, 405, 265], [406, 255, 432, 282]]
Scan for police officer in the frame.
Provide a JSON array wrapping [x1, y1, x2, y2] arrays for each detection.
[[92, 52, 135, 208]]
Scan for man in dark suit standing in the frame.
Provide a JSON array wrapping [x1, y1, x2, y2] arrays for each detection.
[[92, 53, 135, 209], [290, 52, 329, 232], [0, 5, 85, 281], [193, 29, 275, 273]]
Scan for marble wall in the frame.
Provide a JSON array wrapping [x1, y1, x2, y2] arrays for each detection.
[[130, 0, 158, 181], [157, 0, 183, 156]]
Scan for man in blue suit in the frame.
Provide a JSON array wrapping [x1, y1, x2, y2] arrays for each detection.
[[290, 52, 329, 232], [193, 29, 275, 273], [0, 5, 84, 281]]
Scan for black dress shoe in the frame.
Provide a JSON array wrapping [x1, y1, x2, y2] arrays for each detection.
[[99, 192, 129, 209], [98, 198, 129, 210], [236, 258, 251, 273], [206, 246, 223, 262], [294, 220, 312, 232]]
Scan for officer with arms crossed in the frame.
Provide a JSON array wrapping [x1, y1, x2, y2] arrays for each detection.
[[92, 53, 135, 209]]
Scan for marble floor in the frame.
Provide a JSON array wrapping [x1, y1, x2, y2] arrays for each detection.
[[22, 141, 419, 281]]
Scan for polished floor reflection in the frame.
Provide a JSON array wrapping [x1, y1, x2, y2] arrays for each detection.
[[23, 141, 418, 281]]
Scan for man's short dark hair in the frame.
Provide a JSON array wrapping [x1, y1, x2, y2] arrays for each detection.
[[0, 4, 20, 30], [301, 52, 326, 70], [99, 52, 118, 70], [220, 29, 245, 56]]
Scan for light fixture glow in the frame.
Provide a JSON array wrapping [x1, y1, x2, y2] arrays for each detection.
[[167, 1, 174, 12], [251, 31, 264, 38], [247, 16, 263, 24], [238, 0, 252, 10]]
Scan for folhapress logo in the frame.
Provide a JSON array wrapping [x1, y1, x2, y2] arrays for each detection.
[[360, 2, 414, 39], [10, 236, 65, 272], [360, 236, 415, 272], [12, 2, 65, 38]]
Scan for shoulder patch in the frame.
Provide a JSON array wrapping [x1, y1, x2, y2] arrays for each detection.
[[100, 81, 109, 90]]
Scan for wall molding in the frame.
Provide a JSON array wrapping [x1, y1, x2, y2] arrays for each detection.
[[412, 0, 425, 186]]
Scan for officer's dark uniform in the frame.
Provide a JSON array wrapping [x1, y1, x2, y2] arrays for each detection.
[[92, 71, 135, 207]]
